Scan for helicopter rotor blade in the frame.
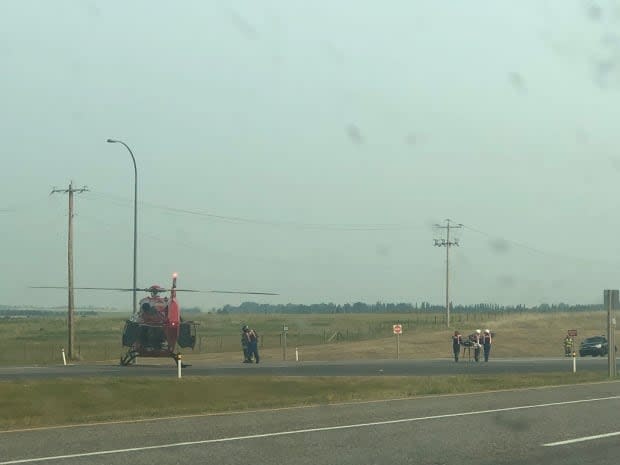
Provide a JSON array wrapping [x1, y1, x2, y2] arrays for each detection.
[[209, 290, 279, 295], [174, 289, 278, 295], [30, 286, 145, 292], [28, 286, 170, 292], [30, 286, 278, 295]]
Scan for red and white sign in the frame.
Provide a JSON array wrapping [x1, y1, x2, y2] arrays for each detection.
[[393, 324, 403, 335]]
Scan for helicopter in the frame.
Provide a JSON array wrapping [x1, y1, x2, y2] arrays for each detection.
[[121, 272, 194, 366], [32, 273, 278, 366]]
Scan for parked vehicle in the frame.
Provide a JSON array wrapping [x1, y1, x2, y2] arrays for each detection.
[[579, 336, 610, 357]]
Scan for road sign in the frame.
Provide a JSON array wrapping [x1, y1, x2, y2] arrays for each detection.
[[568, 329, 577, 337], [393, 324, 402, 335]]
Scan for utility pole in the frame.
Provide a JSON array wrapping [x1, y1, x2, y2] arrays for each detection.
[[434, 219, 463, 328], [604, 290, 617, 378], [51, 182, 88, 361]]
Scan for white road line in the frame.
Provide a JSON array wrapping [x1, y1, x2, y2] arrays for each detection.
[[543, 431, 620, 447], [1, 395, 619, 464]]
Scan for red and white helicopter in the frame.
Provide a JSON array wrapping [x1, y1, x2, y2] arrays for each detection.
[[33, 273, 277, 366]]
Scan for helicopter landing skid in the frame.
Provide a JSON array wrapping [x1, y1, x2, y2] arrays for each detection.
[[120, 350, 139, 366]]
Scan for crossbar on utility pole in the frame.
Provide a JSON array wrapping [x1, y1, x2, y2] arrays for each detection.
[[51, 182, 88, 361], [434, 219, 463, 328]]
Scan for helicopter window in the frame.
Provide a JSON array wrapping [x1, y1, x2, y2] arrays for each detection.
[[141, 302, 155, 314]]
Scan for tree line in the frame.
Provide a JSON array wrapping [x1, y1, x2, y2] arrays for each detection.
[[0, 309, 98, 317], [214, 301, 601, 314]]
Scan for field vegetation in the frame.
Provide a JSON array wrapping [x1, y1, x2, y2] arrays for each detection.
[[0, 373, 611, 430], [1, 310, 617, 430], [0, 310, 616, 365]]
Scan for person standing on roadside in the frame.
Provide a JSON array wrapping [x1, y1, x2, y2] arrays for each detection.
[[241, 325, 252, 363], [452, 330, 462, 362], [473, 329, 482, 362], [247, 327, 260, 364], [483, 329, 492, 362], [563, 334, 574, 357]]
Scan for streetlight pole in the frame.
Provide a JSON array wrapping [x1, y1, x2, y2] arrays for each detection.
[[107, 139, 138, 315]]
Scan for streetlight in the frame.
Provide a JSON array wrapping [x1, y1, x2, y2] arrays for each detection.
[[107, 139, 138, 315]]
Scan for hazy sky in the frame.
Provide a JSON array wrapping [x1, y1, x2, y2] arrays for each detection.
[[2, 0, 620, 310]]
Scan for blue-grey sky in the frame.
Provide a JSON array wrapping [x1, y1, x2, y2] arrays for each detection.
[[2, 0, 620, 310]]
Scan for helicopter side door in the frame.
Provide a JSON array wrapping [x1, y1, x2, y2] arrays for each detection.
[[178, 321, 198, 348]]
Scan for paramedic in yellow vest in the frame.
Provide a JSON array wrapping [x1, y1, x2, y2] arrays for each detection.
[[564, 334, 574, 357]]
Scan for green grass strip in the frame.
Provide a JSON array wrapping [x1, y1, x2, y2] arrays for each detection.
[[0, 372, 610, 430]]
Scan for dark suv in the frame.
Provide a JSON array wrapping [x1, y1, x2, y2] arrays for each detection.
[[579, 336, 609, 357]]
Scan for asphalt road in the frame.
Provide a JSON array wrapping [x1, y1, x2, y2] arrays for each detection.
[[0, 356, 616, 380], [1, 381, 618, 464]]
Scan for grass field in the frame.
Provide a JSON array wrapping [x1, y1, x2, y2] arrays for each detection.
[[0, 373, 612, 430], [0, 310, 616, 365], [0, 311, 617, 431]]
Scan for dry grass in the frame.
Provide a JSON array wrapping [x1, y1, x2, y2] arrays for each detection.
[[1, 310, 615, 365], [1, 311, 615, 431], [181, 311, 617, 364]]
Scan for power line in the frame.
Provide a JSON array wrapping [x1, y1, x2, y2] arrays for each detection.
[[88, 192, 413, 231], [462, 225, 547, 256], [77, 212, 428, 271], [70, 192, 620, 267], [462, 224, 618, 266]]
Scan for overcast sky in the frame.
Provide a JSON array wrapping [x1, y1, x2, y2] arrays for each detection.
[[2, 0, 620, 311]]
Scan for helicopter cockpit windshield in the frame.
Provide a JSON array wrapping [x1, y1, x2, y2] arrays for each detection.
[[134, 285, 169, 324]]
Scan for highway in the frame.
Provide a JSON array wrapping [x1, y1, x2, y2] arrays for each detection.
[[0, 356, 616, 380], [0, 381, 618, 464]]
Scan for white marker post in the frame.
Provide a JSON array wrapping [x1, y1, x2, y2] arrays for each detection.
[[393, 324, 403, 359], [61, 348, 67, 366], [177, 355, 182, 379], [282, 325, 288, 361], [295, 347, 299, 362], [568, 329, 578, 373]]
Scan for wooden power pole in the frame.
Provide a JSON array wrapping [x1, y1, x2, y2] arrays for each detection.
[[604, 290, 617, 378], [434, 219, 463, 328], [51, 182, 88, 360]]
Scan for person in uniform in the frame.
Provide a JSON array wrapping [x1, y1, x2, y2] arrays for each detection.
[[247, 327, 260, 364], [241, 325, 252, 363], [483, 329, 493, 362], [473, 329, 482, 362], [564, 334, 574, 357], [452, 330, 462, 362]]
